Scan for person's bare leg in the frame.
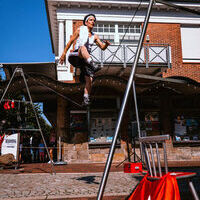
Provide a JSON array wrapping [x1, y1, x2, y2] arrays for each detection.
[[79, 46, 91, 60], [83, 76, 93, 105]]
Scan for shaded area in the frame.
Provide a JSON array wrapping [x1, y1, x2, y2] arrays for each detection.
[[75, 175, 100, 185]]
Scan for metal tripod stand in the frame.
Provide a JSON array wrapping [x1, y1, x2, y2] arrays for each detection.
[[0, 67, 56, 174]]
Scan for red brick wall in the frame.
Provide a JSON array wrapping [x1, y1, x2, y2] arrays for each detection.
[[169, 63, 200, 83], [145, 23, 200, 83], [69, 22, 200, 83]]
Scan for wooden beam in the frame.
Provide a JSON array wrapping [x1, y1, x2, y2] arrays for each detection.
[[135, 73, 187, 84]]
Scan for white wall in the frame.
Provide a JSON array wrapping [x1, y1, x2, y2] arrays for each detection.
[[181, 25, 200, 62]]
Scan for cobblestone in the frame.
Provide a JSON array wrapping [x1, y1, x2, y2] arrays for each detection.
[[0, 172, 138, 199]]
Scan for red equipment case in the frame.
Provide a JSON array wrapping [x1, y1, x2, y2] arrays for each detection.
[[124, 162, 142, 173]]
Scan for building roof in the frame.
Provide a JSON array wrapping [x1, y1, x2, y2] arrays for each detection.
[[2, 62, 57, 80]]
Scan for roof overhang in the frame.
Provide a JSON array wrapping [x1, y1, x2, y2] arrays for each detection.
[[1, 62, 57, 80]]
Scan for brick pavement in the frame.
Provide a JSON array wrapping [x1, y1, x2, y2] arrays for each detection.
[[0, 171, 139, 200], [0, 163, 199, 200]]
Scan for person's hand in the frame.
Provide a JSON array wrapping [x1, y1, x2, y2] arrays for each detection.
[[59, 53, 66, 65], [104, 40, 111, 46]]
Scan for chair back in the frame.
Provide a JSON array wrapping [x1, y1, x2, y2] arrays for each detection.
[[139, 135, 170, 178]]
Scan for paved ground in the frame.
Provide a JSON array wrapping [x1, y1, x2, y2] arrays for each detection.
[[0, 172, 138, 200], [0, 163, 199, 200], [0, 163, 138, 200]]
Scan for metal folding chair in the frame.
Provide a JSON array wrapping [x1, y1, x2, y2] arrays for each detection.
[[139, 134, 199, 200]]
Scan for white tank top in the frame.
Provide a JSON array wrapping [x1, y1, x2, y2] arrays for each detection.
[[75, 25, 95, 54]]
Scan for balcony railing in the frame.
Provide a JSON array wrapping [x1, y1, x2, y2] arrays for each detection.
[[91, 43, 171, 68]]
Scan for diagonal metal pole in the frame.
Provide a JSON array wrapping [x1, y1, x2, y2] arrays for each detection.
[[97, 0, 155, 199], [0, 68, 18, 103], [20, 68, 56, 174]]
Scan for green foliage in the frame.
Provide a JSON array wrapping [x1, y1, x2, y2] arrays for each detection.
[[0, 94, 51, 138]]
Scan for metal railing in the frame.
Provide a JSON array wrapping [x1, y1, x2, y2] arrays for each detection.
[[91, 43, 171, 68]]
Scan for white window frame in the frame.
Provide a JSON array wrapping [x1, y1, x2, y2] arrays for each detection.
[[181, 25, 200, 63], [93, 22, 141, 45]]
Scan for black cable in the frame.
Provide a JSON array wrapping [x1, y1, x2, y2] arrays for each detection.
[[104, 0, 143, 74], [91, 0, 143, 103], [25, 73, 83, 108]]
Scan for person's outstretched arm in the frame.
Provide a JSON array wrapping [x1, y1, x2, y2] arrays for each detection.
[[59, 28, 80, 64], [95, 34, 111, 50]]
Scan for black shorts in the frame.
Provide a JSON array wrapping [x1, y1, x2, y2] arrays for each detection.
[[68, 50, 95, 79]]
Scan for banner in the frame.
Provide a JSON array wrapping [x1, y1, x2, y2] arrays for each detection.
[[128, 173, 180, 200], [1, 133, 20, 160]]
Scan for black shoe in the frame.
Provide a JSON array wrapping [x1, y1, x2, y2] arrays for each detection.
[[88, 61, 101, 73]]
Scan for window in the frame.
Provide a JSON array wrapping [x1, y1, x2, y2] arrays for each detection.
[[89, 97, 120, 144], [90, 115, 117, 143], [93, 24, 115, 33], [174, 115, 200, 142], [181, 25, 200, 62], [118, 24, 141, 34], [93, 22, 141, 44]]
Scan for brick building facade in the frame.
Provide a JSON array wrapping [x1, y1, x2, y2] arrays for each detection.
[[45, 0, 200, 163]]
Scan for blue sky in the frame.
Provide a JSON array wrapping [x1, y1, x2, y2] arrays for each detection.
[[0, 0, 55, 63], [0, 0, 54, 125]]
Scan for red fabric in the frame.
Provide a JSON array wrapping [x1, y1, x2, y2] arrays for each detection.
[[128, 173, 181, 200], [4, 101, 10, 110], [11, 100, 15, 108], [0, 134, 5, 148]]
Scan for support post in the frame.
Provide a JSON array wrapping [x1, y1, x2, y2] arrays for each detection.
[[97, 1, 155, 199], [87, 106, 90, 135], [58, 136, 62, 161], [132, 81, 141, 138], [132, 81, 143, 162]]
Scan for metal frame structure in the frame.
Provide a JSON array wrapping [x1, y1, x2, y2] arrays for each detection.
[[97, 0, 200, 199], [0, 67, 56, 174]]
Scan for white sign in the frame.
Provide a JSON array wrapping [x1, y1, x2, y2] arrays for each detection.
[[1, 133, 19, 160]]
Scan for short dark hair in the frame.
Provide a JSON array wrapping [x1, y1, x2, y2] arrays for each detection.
[[83, 14, 96, 26]]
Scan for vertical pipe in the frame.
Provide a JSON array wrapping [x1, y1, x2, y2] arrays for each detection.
[[163, 142, 168, 174], [166, 45, 170, 68], [59, 136, 61, 161], [150, 144, 157, 177], [145, 144, 153, 177], [132, 82, 143, 162], [146, 45, 149, 68], [156, 142, 162, 177], [132, 81, 141, 138], [97, 1, 154, 199], [123, 45, 126, 68], [87, 106, 90, 135]]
